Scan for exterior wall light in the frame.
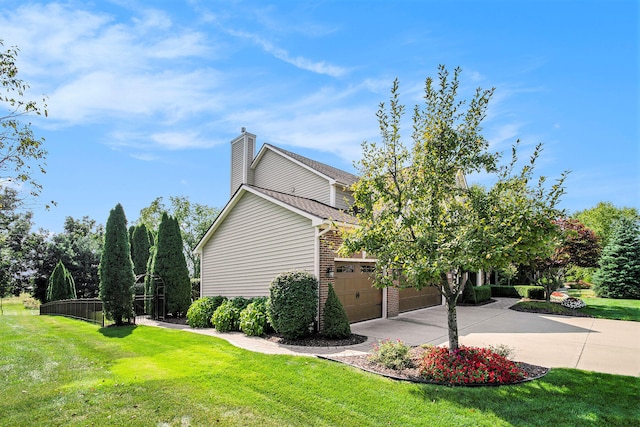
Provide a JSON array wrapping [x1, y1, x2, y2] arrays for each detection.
[[326, 267, 334, 278]]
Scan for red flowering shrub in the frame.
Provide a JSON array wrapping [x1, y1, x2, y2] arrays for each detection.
[[419, 346, 526, 385]]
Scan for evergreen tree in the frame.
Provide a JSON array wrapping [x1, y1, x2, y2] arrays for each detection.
[[131, 223, 152, 276], [322, 283, 351, 339], [46, 260, 76, 302], [144, 244, 157, 314], [128, 226, 135, 257], [593, 217, 640, 299], [151, 213, 191, 317], [99, 204, 135, 325]]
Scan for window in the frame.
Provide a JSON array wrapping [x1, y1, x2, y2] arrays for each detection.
[[361, 265, 375, 273], [336, 264, 354, 273]]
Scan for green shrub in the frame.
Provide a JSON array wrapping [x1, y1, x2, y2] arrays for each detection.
[[460, 279, 477, 304], [211, 300, 241, 332], [526, 286, 545, 300], [368, 339, 411, 370], [268, 271, 318, 340], [239, 297, 268, 336], [186, 296, 227, 328], [490, 285, 520, 298], [322, 283, 351, 339], [231, 296, 252, 311], [474, 285, 491, 303], [461, 283, 491, 304], [490, 285, 544, 299]]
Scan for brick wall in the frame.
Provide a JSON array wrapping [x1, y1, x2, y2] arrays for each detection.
[[318, 229, 341, 331], [387, 287, 400, 318]]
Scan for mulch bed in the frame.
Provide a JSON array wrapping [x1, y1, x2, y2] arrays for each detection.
[[321, 347, 550, 386], [509, 301, 594, 318], [264, 333, 368, 347]]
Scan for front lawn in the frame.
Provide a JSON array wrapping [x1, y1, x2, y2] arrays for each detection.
[[511, 293, 640, 322], [1, 297, 639, 426]]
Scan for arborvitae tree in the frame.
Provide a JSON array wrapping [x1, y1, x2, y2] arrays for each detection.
[[151, 213, 191, 317], [593, 217, 640, 299], [144, 244, 157, 314], [131, 223, 152, 276], [128, 226, 135, 257], [99, 204, 135, 325], [46, 261, 76, 302], [322, 283, 351, 339]]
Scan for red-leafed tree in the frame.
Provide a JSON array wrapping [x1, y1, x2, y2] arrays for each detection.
[[535, 218, 601, 301]]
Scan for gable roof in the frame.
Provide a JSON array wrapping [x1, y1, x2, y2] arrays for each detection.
[[194, 184, 357, 254], [252, 143, 359, 187], [250, 186, 357, 224]]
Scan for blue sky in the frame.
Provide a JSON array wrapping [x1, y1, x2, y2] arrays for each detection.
[[1, 0, 638, 233]]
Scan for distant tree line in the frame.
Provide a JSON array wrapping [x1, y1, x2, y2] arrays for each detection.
[[0, 190, 219, 312]]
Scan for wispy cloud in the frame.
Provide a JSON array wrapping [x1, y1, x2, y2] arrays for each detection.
[[226, 29, 348, 78]]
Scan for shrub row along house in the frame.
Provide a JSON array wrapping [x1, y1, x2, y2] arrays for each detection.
[[194, 129, 442, 329]]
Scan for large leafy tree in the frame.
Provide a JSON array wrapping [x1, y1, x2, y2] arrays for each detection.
[[1, 40, 50, 207], [593, 217, 640, 299], [340, 66, 565, 351], [150, 213, 191, 317], [32, 216, 104, 301], [574, 202, 639, 248], [46, 260, 76, 302], [99, 204, 135, 325], [137, 196, 219, 278], [0, 187, 47, 298]]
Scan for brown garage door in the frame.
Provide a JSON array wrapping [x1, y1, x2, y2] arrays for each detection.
[[334, 262, 382, 323], [399, 286, 441, 312]]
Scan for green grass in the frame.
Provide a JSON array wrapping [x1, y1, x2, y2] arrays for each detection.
[[512, 291, 640, 322], [1, 297, 639, 426]]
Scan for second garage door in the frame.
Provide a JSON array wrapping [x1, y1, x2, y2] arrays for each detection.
[[334, 262, 381, 323], [399, 286, 441, 312]]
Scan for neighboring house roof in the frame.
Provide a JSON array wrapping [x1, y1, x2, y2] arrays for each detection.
[[194, 184, 357, 254], [253, 143, 359, 187]]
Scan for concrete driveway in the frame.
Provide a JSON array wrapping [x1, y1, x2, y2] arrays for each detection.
[[350, 298, 640, 377]]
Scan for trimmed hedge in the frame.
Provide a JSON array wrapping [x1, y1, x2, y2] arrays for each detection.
[[461, 284, 491, 305], [474, 285, 491, 303], [268, 271, 318, 340], [490, 285, 545, 300]]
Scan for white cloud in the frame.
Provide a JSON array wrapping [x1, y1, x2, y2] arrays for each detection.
[[0, 2, 218, 126], [226, 29, 348, 78]]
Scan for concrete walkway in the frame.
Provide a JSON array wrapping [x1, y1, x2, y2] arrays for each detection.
[[138, 298, 640, 377]]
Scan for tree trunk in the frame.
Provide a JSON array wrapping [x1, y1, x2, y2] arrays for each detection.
[[441, 272, 460, 352], [446, 296, 459, 352]]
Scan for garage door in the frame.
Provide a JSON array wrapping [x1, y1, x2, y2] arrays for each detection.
[[334, 262, 382, 323], [399, 286, 441, 312]]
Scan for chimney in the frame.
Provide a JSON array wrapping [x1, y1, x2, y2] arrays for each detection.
[[230, 128, 256, 195]]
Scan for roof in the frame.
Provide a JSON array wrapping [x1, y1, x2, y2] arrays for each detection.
[[193, 184, 357, 254], [249, 185, 357, 224], [254, 143, 359, 187]]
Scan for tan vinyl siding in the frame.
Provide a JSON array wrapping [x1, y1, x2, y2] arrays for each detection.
[[335, 186, 354, 211], [201, 192, 316, 298], [253, 149, 330, 204], [230, 141, 244, 195]]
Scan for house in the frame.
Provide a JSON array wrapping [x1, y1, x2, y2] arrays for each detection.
[[194, 129, 441, 329]]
